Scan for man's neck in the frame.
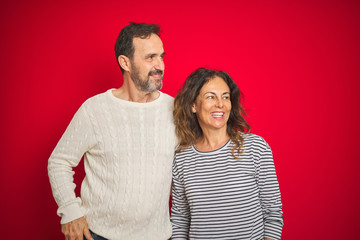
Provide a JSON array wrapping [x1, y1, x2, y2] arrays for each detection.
[[112, 78, 160, 103]]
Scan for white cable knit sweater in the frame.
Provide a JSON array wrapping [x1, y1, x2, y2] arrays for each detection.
[[48, 89, 177, 239]]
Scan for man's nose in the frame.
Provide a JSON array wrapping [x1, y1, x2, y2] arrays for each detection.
[[154, 57, 164, 70]]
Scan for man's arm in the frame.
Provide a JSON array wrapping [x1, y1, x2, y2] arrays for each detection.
[[48, 104, 96, 238]]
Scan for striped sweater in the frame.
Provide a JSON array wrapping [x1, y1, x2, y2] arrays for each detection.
[[171, 134, 283, 239]]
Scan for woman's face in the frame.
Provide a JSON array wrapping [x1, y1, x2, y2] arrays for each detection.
[[192, 76, 232, 133]]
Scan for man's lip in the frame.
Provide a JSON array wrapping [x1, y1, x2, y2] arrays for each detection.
[[150, 73, 162, 78]]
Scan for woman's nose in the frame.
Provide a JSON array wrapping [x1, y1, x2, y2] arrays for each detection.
[[216, 98, 224, 108]]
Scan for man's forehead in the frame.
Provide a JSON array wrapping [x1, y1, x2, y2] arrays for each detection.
[[132, 34, 164, 54]]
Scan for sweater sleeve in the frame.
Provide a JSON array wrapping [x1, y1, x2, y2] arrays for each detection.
[[48, 104, 97, 224], [170, 157, 190, 239], [255, 138, 283, 239]]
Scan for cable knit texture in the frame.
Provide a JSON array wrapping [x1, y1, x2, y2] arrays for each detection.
[[48, 89, 177, 239]]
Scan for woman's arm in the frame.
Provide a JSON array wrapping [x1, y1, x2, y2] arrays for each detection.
[[170, 157, 191, 240], [255, 137, 283, 240]]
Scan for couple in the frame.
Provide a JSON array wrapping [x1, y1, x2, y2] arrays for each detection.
[[48, 22, 283, 240]]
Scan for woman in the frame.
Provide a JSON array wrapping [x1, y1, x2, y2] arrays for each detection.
[[171, 68, 283, 240]]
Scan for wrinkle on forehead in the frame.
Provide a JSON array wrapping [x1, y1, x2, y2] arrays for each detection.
[[132, 34, 164, 56]]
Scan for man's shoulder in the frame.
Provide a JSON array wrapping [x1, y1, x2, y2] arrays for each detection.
[[75, 90, 113, 115], [82, 89, 110, 106], [159, 91, 174, 104]]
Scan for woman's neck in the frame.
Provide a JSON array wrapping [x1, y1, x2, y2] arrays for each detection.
[[195, 129, 229, 151]]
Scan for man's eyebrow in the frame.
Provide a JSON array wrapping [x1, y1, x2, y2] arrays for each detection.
[[145, 52, 165, 58], [145, 53, 156, 58]]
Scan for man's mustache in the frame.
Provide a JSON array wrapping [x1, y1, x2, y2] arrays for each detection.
[[148, 70, 163, 76]]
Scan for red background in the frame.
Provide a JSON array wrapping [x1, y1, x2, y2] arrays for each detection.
[[1, 0, 359, 239]]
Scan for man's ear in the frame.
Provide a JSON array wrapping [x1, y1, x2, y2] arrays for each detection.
[[118, 55, 131, 72]]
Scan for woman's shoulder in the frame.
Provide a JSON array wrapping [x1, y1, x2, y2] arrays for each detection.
[[175, 145, 194, 157], [241, 133, 270, 150]]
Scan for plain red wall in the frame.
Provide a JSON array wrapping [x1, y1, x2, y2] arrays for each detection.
[[1, 0, 359, 239]]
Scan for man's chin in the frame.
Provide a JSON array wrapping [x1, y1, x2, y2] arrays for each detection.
[[148, 82, 162, 92], [152, 78, 163, 87]]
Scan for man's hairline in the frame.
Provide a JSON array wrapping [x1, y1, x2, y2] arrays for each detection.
[[129, 33, 163, 61]]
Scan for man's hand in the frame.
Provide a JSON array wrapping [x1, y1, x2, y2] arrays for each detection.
[[61, 216, 94, 240]]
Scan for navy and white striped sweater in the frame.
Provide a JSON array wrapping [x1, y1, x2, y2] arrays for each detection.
[[171, 133, 283, 240]]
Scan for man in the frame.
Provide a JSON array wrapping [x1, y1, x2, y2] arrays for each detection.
[[48, 22, 177, 240]]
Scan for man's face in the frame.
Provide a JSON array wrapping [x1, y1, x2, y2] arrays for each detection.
[[130, 34, 165, 93]]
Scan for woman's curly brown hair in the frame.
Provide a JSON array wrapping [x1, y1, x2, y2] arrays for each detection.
[[173, 68, 251, 158]]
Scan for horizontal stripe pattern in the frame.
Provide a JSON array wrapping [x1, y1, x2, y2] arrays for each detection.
[[171, 134, 283, 239]]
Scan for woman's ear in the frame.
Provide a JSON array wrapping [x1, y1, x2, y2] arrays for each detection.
[[192, 104, 197, 113], [118, 55, 131, 72]]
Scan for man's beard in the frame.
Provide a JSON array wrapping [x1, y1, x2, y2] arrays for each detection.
[[130, 63, 163, 93]]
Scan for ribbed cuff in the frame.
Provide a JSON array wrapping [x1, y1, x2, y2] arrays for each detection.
[[58, 199, 84, 224], [264, 221, 283, 240]]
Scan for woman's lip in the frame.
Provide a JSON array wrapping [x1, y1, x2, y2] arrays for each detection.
[[210, 111, 225, 119], [211, 116, 225, 120]]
